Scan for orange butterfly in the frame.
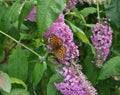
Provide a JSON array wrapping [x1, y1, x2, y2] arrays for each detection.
[[49, 34, 66, 60]]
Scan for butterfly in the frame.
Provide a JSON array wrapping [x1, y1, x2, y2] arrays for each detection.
[[49, 34, 66, 60]]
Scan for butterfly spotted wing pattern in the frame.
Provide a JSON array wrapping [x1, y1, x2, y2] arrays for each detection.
[[49, 34, 66, 60]]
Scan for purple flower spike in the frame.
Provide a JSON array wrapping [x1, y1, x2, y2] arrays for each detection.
[[55, 65, 98, 95], [44, 13, 79, 65], [91, 22, 112, 67]]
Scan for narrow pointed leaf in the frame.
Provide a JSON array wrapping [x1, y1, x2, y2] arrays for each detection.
[[32, 61, 47, 87], [79, 7, 96, 18], [65, 20, 89, 44]]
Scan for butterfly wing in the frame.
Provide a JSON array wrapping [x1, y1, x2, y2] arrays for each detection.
[[49, 34, 66, 60], [54, 46, 66, 60], [50, 34, 63, 50]]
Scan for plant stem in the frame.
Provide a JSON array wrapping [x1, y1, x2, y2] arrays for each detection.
[[34, 90, 37, 95], [97, 3, 100, 23], [0, 31, 42, 59]]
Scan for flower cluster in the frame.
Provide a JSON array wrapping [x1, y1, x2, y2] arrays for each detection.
[[26, 7, 79, 65], [91, 22, 112, 67], [65, 0, 79, 11], [55, 64, 98, 95], [44, 13, 79, 65]]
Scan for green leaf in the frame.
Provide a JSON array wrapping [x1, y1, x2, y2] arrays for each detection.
[[1, 88, 29, 95], [32, 61, 47, 87], [14, 21, 28, 30], [65, 20, 89, 44], [37, 0, 66, 38], [104, 0, 120, 29], [18, 1, 34, 29], [0, 1, 21, 32], [79, 7, 96, 18], [83, 24, 94, 28], [8, 26, 20, 40], [10, 89, 29, 95], [0, 34, 5, 55], [20, 33, 33, 40], [0, 71, 11, 93], [66, 10, 86, 24], [8, 46, 28, 82], [47, 73, 63, 95], [83, 46, 99, 85], [115, 89, 120, 95], [96, 81, 111, 95], [0, 2, 7, 27], [98, 56, 120, 80], [0, 3, 8, 54], [11, 77, 27, 89], [89, 43, 96, 55]]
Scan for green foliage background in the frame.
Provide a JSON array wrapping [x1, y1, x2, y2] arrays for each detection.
[[0, 0, 120, 95]]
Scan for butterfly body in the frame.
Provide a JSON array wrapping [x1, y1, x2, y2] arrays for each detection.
[[49, 34, 66, 60]]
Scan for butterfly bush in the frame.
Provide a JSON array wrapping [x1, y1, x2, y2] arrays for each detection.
[[26, 6, 79, 64], [44, 13, 79, 65], [27, 4, 98, 95], [91, 22, 112, 67], [55, 64, 98, 95]]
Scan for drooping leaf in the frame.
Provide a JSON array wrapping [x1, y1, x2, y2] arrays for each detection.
[[79, 7, 96, 18], [104, 0, 120, 29], [37, 0, 66, 38], [0, 71, 11, 93], [8, 46, 28, 81], [32, 61, 47, 87], [18, 0, 34, 29], [47, 73, 63, 95], [65, 20, 89, 44], [98, 56, 120, 80]]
